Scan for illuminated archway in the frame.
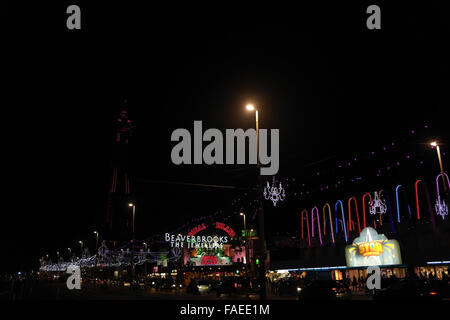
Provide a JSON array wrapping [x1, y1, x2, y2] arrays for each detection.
[[395, 185, 402, 223], [362, 192, 375, 229], [335, 200, 348, 243], [322, 203, 335, 243], [435, 173, 450, 220], [311, 206, 323, 245], [348, 196, 361, 236], [301, 209, 311, 247], [414, 179, 437, 232]]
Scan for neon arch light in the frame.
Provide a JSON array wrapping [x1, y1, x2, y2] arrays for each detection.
[[301, 209, 311, 247], [435, 173, 450, 219], [347, 196, 361, 236], [335, 200, 348, 243], [385, 193, 397, 235], [362, 192, 375, 229], [322, 203, 335, 243], [414, 179, 437, 232], [311, 206, 323, 245], [415, 180, 423, 220], [395, 185, 403, 223]]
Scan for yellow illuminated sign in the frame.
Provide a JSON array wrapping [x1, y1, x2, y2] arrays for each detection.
[[357, 241, 384, 257]]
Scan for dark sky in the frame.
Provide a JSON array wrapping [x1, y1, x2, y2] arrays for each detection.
[[3, 2, 449, 272]]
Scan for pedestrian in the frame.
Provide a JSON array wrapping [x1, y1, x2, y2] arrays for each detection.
[[352, 276, 357, 291]]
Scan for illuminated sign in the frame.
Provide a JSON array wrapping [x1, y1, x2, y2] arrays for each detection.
[[188, 222, 235, 237], [358, 241, 383, 257], [345, 227, 402, 267]]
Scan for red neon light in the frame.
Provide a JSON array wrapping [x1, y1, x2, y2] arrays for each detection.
[[188, 222, 236, 237], [415, 179, 422, 220], [201, 255, 218, 265], [215, 222, 236, 237], [188, 223, 207, 236]]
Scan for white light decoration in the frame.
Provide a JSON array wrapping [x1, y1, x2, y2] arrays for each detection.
[[369, 191, 387, 215], [263, 176, 286, 207], [39, 241, 181, 272], [435, 199, 448, 220]]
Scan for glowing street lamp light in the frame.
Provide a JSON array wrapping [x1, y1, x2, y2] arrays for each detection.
[[93, 231, 99, 252], [431, 141, 447, 192], [245, 102, 266, 300], [240, 212, 247, 231], [128, 203, 136, 282]]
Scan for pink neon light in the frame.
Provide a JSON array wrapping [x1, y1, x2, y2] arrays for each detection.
[[311, 207, 323, 245], [301, 209, 311, 247], [347, 196, 361, 236], [436, 173, 450, 215]]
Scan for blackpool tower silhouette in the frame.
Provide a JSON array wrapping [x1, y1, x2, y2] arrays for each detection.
[[105, 100, 135, 240]]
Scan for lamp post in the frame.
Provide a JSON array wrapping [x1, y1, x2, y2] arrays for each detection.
[[431, 141, 447, 193], [240, 212, 247, 231], [240, 212, 250, 277], [68, 248, 72, 261], [129, 203, 136, 284], [93, 231, 99, 253], [79, 241, 83, 256], [245, 103, 267, 300], [143, 242, 148, 284]]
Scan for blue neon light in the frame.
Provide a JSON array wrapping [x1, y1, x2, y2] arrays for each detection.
[[395, 185, 402, 223]]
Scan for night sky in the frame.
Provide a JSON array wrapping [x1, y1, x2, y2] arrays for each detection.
[[3, 2, 449, 272]]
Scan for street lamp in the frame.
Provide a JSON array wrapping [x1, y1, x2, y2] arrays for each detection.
[[128, 203, 136, 283], [431, 141, 447, 192], [79, 241, 83, 253], [93, 231, 99, 252], [245, 103, 267, 300], [68, 248, 72, 260], [240, 212, 247, 231], [143, 242, 148, 282]]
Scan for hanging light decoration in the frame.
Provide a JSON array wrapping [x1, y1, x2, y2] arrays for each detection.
[[435, 199, 448, 220], [263, 176, 286, 207], [369, 191, 387, 215]]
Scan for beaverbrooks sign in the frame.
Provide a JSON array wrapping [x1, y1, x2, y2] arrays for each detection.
[[165, 222, 235, 249]]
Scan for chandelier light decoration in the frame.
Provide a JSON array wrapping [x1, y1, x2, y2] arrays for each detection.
[[263, 176, 286, 207], [435, 173, 449, 220], [369, 191, 387, 215]]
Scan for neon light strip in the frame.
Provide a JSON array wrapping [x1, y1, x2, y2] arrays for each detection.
[[385, 193, 397, 235], [427, 261, 450, 265], [275, 266, 348, 272], [415, 180, 422, 220], [335, 200, 348, 242], [301, 209, 311, 247], [436, 173, 450, 215], [362, 192, 372, 229], [311, 206, 323, 245], [323, 203, 335, 243], [395, 185, 402, 223], [348, 196, 361, 235]]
